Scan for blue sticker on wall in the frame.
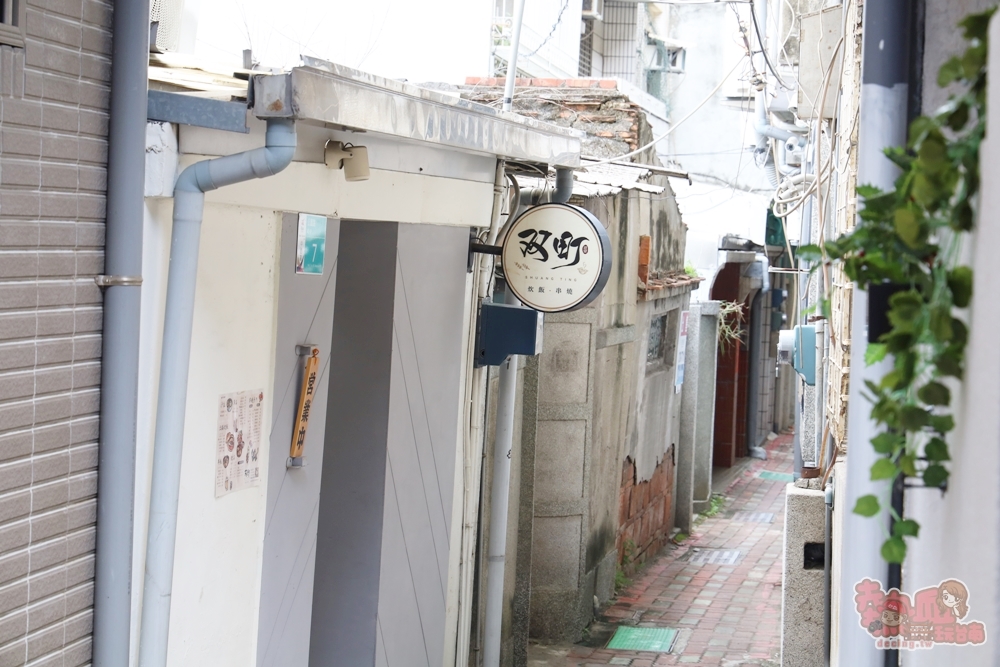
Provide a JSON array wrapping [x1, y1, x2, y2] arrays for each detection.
[[296, 213, 326, 275]]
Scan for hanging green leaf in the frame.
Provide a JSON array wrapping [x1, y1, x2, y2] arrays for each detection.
[[854, 495, 881, 517], [870, 458, 898, 481], [865, 343, 888, 366], [899, 453, 918, 477], [899, 406, 931, 430], [923, 464, 950, 489], [833, 6, 993, 564], [938, 56, 965, 86], [929, 414, 956, 434], [893, 208, 922, 248], [797, 244, 824, 261], [924, 438, 951, 462], [948, 267, 973, 307], [917, 382, 951, 406], [881, 537, 907, 564], [872, 432, 904, 455], [893, 519, 921, 538]]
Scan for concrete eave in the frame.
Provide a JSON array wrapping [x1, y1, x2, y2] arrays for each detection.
[[724, 250, 758, 264], [251, 65, 584, 168]]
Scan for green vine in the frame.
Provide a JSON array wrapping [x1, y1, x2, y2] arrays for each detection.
[[800, 8, 993, 564]]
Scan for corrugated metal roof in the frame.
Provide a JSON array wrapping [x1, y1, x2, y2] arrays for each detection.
[[147, 54, 583, 167], [576, 162, 665, 194]]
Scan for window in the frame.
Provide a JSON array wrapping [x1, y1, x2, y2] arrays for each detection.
[[647, 315, 666, 363], [645, 41, 685, 101], [647, 310, 679, 368], [0, 0, 24, 48], [581, 0, 604, 21]]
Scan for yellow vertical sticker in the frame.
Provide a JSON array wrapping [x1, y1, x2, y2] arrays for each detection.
[[290, 347, 319, 459]]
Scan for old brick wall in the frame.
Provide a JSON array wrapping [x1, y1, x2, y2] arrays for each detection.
[[617, 453, 674, 571], [0, 0, 112, 664]]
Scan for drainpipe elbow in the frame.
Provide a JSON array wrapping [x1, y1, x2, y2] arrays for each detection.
[[173, 118, 297, 196], [755, 118, 804, 147], [261, 118, 297, 175], [552, 166, 574, 204]]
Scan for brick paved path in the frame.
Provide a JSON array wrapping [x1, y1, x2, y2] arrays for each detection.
[[560, 433, 794, 666]]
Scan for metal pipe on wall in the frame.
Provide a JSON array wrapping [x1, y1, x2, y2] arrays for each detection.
[[837, 0, 910, 663], [92, 0, 151, 662], [138, 119, 296, 667], [481, 166, 573, 667], [481, 286, 521, 667], [456, 159, 506, 667]]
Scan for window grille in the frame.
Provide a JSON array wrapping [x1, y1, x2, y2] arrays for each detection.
[[0, 0, 24, 48]]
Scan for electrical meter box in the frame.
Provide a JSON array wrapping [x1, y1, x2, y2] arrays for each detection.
[[777, 325, 816, 385], [474, 301, 544, 367]]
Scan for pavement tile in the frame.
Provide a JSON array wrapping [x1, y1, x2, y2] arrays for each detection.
[[530, 433, 792, 666]]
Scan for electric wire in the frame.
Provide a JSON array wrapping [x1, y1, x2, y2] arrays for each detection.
[[748, 0, 793, 89], [582, 56, 748, 166], [525, 0, 570, 58]]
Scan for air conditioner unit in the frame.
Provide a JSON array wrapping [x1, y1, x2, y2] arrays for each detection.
[[582, 0, 604, 21], [149, 0, 184, 52]]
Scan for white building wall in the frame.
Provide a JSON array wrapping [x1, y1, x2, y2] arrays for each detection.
[[135, 200, 282, 667], [901, 16, 1000, 666], [134, 122, 500, 666], [666, 3, 776, 299]]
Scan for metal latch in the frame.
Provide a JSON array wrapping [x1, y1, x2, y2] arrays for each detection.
[[94, 275, 143, 288]]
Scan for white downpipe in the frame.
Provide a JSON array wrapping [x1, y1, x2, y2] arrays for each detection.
[[481, 287, 520, 667], [137, 119, 296, 667], [456, 159, 507, 666], [481, 0, 525, 661]]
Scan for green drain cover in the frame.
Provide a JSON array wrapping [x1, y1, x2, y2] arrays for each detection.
[[606, 626, 678, 652], [758, 470, 795, 483]]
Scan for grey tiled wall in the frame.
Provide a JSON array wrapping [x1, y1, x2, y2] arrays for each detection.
[[0, 1, 111, 665]]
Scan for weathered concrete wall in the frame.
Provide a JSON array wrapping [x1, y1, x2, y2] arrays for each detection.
[[677, 302, 720, 530], [526, 184, 692, 643], [922, 0, 995, 112]]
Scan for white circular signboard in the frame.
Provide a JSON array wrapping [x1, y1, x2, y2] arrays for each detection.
[[501, 203, 612, 313]]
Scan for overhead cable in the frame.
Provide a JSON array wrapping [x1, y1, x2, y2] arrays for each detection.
[[583, 56, 747, 167], [525, 0, 570, 58], [748, 0, 793, 89]]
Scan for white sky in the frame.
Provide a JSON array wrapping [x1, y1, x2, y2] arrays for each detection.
[[189, 0, 495, 83]]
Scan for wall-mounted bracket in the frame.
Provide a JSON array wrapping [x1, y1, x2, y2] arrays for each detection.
[[94, 275, 143, 289], [467, 234, 503, 273]]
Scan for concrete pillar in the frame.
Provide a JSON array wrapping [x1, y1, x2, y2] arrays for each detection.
[[781, 484, 827, 666], [677, 302, 720, 531], [688, 302, 720, 516]]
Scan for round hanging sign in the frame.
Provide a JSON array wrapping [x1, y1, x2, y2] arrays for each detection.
[[501, 203, 612, 313]]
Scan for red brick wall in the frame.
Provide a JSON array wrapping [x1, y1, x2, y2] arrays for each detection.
[[616, 453, 674, 571]]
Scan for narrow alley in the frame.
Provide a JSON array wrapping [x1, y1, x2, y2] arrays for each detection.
[[532, 434, 793, 667]]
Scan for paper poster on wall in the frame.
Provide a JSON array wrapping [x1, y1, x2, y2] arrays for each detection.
[[675, 310, 689, 393], [295, 213, 327, 275], [216, 389, 264, 497]]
